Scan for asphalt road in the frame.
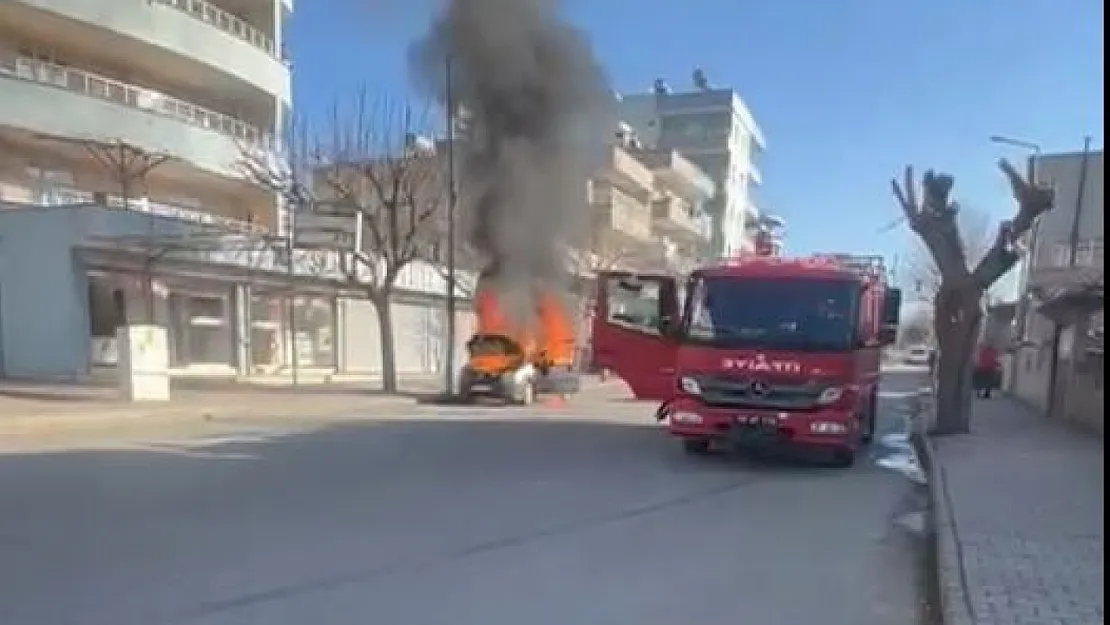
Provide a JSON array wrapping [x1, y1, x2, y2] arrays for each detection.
[[0, 369, 929, 625]]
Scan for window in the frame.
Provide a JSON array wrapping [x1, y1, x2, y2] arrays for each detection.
[[605, 276, 661, 333], [683, 277, 860, 351]]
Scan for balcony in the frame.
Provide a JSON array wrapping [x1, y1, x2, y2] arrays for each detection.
[[651, 194, 708, 242], [36, 188, 265, 234], [633, 149, 715, 203], [154, 0, 276, 57], [0, 55, 267, 178], [1028, 238, 1104, 291], [594, 145, 654, 201], [10, 0, 290, 102], [589, 184, 653, 243]]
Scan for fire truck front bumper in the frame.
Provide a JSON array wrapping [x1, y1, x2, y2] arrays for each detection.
[[662, 399, 860, 450]]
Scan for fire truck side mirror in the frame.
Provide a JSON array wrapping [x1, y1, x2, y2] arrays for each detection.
[[878, 287, 902, 347]]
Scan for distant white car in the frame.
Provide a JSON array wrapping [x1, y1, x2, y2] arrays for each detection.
[[904, 346, 932, 366]]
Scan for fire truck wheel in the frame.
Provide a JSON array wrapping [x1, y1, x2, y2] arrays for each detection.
[[861, 390, 878, 445], [830, 448, 856, 468], [681, 438, 712, 456]]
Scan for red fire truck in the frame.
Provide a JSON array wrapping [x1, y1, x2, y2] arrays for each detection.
[[590, 252, 902, 467]]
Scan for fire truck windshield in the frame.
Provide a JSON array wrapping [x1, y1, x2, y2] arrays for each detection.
[[683, 276, 860, 351]]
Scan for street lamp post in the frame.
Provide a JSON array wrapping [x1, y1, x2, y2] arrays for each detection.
[[443, 55, 459, 396]]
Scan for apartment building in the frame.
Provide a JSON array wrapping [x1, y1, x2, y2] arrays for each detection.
[[617, 73, 765, 258], [0, 0, 311, 380], [1009, 148, 1103, 430], [0, 0, 291, 226]]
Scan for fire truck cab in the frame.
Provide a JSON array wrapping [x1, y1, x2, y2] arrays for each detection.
[[591, 253, 902, 467]]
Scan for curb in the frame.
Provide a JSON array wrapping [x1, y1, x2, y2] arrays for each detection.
[[914, 392, 976, 625], [0, 377, 624, 436], [0, 397, 421, 435]]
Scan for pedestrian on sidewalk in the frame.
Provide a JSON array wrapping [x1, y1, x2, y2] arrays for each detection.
[[972, 342, 1001, 398]]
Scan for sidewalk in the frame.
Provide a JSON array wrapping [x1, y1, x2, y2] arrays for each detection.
[[926, 395, 1104, 625], [0, 374, 616, 432]]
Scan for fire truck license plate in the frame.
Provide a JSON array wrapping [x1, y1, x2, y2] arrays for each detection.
[[735, 414, 778, 427]]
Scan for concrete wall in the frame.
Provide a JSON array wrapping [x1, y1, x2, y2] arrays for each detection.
[[0, 210, 92, 378], [1031, 151, 1103, 265], [0, 204, 481, 380]]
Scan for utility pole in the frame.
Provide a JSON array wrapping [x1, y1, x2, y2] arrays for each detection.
[[443, 54, 459, 396], [285, 192, 300, 386], [1066, 137, 1092, 268]]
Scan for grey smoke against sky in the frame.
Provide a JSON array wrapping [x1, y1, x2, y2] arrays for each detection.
[[408, 0, 614, 313]]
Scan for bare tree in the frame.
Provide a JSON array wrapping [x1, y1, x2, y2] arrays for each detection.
[[38, 137, 174, 321], [891, 162, 1053, 435], [905, 205, 993, 301], [242, 94, 449, 393]]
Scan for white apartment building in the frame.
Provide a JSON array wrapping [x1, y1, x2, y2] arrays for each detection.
[[0, 0, 301, 378], [618, 75, 765, 258], [0, 0, 292, 226]]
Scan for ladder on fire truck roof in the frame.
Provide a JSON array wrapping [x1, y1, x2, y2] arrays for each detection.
[[727, 252, 889, 284], [810, 254, 888, 284]]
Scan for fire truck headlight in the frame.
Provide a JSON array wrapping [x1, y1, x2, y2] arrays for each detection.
[[671, 411, 704, 426], [679, 376, 702, 395], [816, 386, 845, 405], [810, 421, 848, 434]]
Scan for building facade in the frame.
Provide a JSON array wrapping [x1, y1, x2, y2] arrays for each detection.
[[0, 2, 486, 384], [1008, 148, 1103, 431], [0, 0, 291, 226], [617, 76, 765, 258]]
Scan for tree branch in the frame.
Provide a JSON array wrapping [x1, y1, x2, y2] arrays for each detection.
[[972, 159, 1055, 289]]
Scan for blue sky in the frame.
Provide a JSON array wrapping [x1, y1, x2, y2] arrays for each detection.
[[289, 0, 1104, 291]]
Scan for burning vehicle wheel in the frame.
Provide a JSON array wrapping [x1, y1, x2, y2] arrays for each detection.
[[681, 438, 712, 456], [512, 379, 536, 406]]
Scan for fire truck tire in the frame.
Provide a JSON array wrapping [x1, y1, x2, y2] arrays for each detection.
[[830, 448, 856, 468], [861, 390, 878, 445], [681, 438, 712, 456]]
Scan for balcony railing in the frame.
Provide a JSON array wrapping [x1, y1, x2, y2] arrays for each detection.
[[1040, 238, 1105, 269], [153, 0, 277, 57], [31, 187, 266, 234], [1, 54, 269, 147]]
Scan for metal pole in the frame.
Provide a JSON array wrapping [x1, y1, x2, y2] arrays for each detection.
[[286, 197, 299, 386], [444, 55, 458, 396], [1066, 137, 1092, 268]]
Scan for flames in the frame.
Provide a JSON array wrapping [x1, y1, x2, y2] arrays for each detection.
[[472, 284, 575, 371]]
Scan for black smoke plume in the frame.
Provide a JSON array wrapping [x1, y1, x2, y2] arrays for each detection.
[[410, 0, 614, 322]]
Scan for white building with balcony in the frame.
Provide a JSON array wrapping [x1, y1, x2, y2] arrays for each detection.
[[0, 2, 479, 384], [617, 74, 765, 258], [0, 0, 298, 377], [0, 0, 292, 225]]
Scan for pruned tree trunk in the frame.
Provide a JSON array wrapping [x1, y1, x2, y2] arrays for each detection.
[[373, 293, 399, 393], [891, 162, 1054, 436], [932, 284, 983, 434]]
